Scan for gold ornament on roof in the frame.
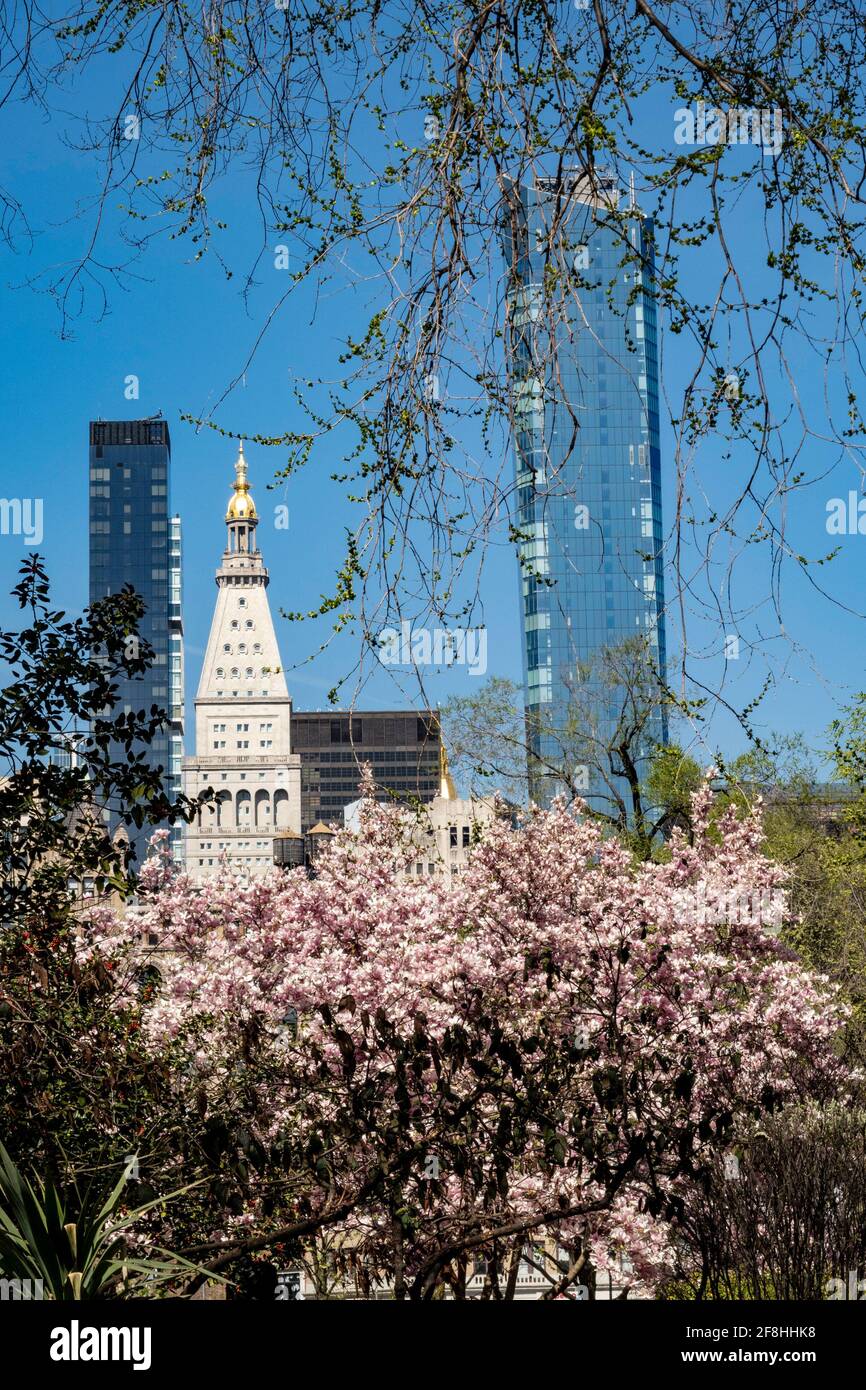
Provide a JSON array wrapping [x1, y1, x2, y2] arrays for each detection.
[[439, 737, 458, 801], [226, 440, 258, 521]]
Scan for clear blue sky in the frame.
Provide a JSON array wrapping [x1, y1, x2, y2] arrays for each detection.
[[0, 56, 863, 775]]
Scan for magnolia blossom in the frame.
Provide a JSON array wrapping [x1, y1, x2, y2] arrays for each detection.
[[79, 778, 848, 1295]]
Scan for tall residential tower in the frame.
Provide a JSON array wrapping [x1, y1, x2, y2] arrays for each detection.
[[502, 171, 667, 808]]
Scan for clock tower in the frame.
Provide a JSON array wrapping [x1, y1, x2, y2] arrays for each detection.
[[183, 443, 301, 877]]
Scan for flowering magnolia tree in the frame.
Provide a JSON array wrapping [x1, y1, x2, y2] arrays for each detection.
[[79, 780, 847, 1300]]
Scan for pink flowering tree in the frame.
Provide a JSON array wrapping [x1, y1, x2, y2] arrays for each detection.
[[79, 778, 847, 1299]]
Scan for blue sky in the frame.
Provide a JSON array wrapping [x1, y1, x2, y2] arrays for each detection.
[[0, 48, 864, 776]]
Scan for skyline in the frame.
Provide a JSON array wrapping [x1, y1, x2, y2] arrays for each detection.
[[0, 75, 864, 776], [0, 370, 859, 781]]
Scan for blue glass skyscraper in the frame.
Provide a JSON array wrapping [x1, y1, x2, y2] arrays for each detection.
[[502, 171, 668, 808], [88, 417, 184, 865]]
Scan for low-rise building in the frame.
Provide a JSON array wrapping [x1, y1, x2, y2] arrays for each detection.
[[344, 742, 506, 882]]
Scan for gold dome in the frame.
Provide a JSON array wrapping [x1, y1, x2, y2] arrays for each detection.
[[226, 440, 258, 521]]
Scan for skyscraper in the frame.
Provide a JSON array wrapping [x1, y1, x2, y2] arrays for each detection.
[[183, 442, 303, 878], [502, 171, 668, 808], [88, 416, 184, 864]]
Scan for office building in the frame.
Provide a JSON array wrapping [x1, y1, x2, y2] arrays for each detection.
[[291, 709, 441, 832], [183, 442, 302, 878]]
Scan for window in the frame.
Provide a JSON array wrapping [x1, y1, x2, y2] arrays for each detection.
[[238, 598, 247, 608], [223, 643, 231, 653], [449, 826, 458, 849], [462, 826, 470, 848]]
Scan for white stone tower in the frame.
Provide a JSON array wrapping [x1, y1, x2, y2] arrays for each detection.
[[183, 442, 301, 878]]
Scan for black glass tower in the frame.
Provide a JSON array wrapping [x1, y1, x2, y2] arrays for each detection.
[[290, 711, 441, 832], [88, 417, 184, 866]]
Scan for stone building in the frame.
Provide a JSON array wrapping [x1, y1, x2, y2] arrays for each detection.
[[344, 742, 506, 882], [184, 443, 302, 878]]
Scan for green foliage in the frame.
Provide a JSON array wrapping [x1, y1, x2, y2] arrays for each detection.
[[720, 727, 866, 1065], [443, 640, 694, 862], [0, 1142, 215, 1299], [0, 554, 207, 928], [645, 744, 703, 830], [0, 558, 206, 1175]]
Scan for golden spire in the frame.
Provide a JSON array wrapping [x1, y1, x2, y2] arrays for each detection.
[[438, 736, 458, 800], [226, 440, 258, 521]]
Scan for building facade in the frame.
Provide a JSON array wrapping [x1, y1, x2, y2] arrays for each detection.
[[292, 710, 441, 833], [344, 742, 502, 883], [183, 443, 302, 878], [88, 417, 184, 865], [502, 171, 667, 809]]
